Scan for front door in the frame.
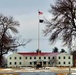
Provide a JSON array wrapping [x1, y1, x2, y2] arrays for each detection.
[[40, 62, 42, 67], [36, 62, 42, 68]]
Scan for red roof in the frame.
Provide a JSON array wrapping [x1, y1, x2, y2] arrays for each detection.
[[18, 52, 60, 56]]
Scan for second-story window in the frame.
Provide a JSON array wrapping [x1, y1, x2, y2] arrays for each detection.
[[44, 57, 46, 59], [30, 57, 32, 59], [14, 57, 16, 59], [19, 57, 21, 59], [25, 57, 27, 59], [68, 56, 70, 59], [52, 57, 54, 59], [48, 57, 50, 59], [34, 57, 36, 59], [63, 56, 65, 59], [10, 57, 11, 59], [58, 56, 61, 59], [39, 57, 41, 59]]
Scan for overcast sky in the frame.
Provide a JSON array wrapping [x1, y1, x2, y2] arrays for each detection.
[[0, 0, 68, 52]]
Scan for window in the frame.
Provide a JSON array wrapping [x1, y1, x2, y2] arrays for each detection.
[[9, 57, 11, 59], [39, 57, 41, 59], [19, 62, 22, 65], [14, 62, 17, 65], [48, 57, 50, 59], [30, 62, 32, 65], [58, 62, 61, 64], [44, 57, 46, 59], [48, 62, 50, 64], [34, 62, 36, 65], [58, 56, 61, 59], [63, 56, 65, 59], [30, 57, 32, 59], [43, 62, 46, 64], [63, 62, 65, 64], [10, 62, 12, 65], [68, 56, 70, 59], [34, 57, 36, 59], [25, 57, 27, 59], [68, 62, 70, 64], [14, 57, 16, 59], [19, 57, 21, 59], [52, 57, 54, 59]]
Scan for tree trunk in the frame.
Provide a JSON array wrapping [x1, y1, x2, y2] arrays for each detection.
[[0, 55, 4, 67]]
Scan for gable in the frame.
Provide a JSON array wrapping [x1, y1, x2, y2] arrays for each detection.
[[7, 53, 24, 59]]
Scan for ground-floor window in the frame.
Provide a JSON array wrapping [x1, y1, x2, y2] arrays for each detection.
[[48, 62, 50, 64], [30, 62, 32, 65], [68, 62, 70, 64], [34, 62, 37, 65], [10, 62, 12, 65], [58, 62, 61, 64], [43, 62, 46, 64], [14, 62, 17, 65], [63, 62, 65, 64], [19, 62, 22, 65]]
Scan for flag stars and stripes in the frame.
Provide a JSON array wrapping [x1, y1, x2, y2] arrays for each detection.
[[38, 11, 43, 15], [38, 11, 44, 23]]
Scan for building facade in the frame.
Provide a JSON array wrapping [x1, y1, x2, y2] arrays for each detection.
[[57, 53, 73, 66], [7, 51, 73, 67], [7, 53, 25, 67]]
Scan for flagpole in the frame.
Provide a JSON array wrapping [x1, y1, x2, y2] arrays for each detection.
[[37, 11, 43, 56], [38, 10, 40, 52]]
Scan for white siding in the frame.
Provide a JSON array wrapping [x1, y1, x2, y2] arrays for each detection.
[[7, 53, 24, 67], [57, 53, 73, 67], [7, 53, 73, 67], [24, 56, 51, 67]]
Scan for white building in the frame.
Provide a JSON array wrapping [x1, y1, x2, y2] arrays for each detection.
[[7, 51, 73, 67], [7, 53, 25, 67], [56, 53, 73, 67]]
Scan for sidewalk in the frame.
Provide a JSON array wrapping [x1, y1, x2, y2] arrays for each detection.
[[0, 67, 76, 75]]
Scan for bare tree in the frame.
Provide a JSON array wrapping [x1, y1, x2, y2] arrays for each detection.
[[0, 14, 31, 67], [44, 0, 76, 53], [49, 57, 57, 67]]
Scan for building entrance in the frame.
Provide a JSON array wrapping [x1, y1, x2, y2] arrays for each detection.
[[36, 62, 42, 68]]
